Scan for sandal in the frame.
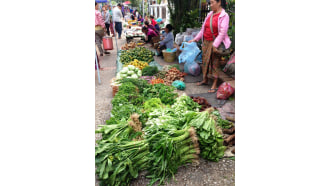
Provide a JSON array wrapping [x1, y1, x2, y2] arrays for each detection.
[[196, 81, 208, 86], [208, 88, 218, 93]]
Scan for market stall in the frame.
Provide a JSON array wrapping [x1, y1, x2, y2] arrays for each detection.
[[96, 43, 235, 185]]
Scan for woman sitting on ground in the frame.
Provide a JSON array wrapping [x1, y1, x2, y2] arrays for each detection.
[[142, 26, 158, 44], [157, 24, 174, 56], [144, 20, 159, 35]]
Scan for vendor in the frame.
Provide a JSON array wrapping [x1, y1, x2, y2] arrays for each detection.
[[157, 24, 174, 57], [188, 0, 231, 93], [144, 20, 159, 35], [142, 26, 158, 44], [150, 15, 157, 26], [138, 15, 144, 24]]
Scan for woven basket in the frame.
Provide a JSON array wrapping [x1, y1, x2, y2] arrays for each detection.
[[162, 50, 176, 63]]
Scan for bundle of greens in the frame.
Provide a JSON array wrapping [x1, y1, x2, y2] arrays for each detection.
[[171, 94, 201, 115], [142, 66, 159, 76], [145, 127, 200, 186], [142, 83, 178, 105], [211, 110, 234, 129], [186, 108, 227, 162], [96, 114, 146, 186], [95, 140, 149, 186]]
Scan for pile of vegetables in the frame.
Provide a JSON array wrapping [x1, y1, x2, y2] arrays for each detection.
[[142, 66, 159, 76], [150, 78, 164, 85], [125, 59, 149, 70], [183, 108, 227, 162], [191, 96, 213, 111], [120, 47, 155, 64], [121, 42, 137, 50], [116, 65, 142, 81], [96, 78, 231, 185], [164, 67, 185, 86]]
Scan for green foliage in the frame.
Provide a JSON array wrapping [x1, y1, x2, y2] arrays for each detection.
[[187, 110, 227, 161], [142, 66, 159, 76], [226, 0, 235, 49], [168, 0, 201, 36], [178, 9, 201, 33], [211, 110, 234, 129]]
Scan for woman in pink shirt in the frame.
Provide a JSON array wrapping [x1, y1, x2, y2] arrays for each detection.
[[95, 2, 109, 56], [142, 26, 158, 44], [188, 0, 231, 93]]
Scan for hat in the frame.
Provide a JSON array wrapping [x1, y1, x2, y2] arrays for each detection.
[[156, 18, 162, 23]]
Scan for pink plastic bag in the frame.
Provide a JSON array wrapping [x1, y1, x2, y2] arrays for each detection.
[[217, 82, 235, 100]]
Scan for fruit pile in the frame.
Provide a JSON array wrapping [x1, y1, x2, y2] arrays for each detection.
[[125, 59, 149, 70], [120, 47, 155, 64]]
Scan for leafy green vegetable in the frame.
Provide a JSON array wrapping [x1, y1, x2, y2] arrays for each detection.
[[187, 109, 226, 162], [142, 66, 159, 76], [142, 83, 178, 105], [212, 110, 234, 129], [145, 127, 199, 186]]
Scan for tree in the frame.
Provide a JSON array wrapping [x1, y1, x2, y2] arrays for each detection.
[[168, 0, 201, 35]]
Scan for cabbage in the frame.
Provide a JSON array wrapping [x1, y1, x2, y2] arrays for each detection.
[[137, 70, 142, 77], [127, 65, 135, 71], [121, 74, 127, 78], [122, 67, 129, 72], [116, 73, 121, 79], [131, 74, 138, 79], [127, 71, 134, 75]]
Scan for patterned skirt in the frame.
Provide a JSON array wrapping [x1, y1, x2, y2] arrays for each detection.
[[201, 40, 225, 79]]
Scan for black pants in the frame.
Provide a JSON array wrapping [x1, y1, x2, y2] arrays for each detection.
[[105, 23, 110, 36], [114, 22, 122, 38]]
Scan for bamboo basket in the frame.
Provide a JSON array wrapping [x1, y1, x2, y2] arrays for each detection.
[[162, 50, 176, 63]]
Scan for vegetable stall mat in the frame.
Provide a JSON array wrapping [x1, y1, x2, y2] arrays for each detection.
[[188, 93, 227, 108]]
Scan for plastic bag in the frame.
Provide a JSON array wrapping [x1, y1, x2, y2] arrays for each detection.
[[148, 61, 163, 71], [172, 80, 186, 90], [178, 42, 201, 64], [175, 33, 184, 45], [216, 82, 235, 100], [183, 35, 193, 42], [192, 31, 199, 38], [196, 52, 202, 63], [184, 61, 201, 76]]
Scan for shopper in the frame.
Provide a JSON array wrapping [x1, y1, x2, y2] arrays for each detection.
[[95, 2, 107, 56], [157, 24, 174, 56], [188, 0, 231, 93], [102, 6, 111, 36], [113, 3, 123, 39], [142, 26, 158, 44]]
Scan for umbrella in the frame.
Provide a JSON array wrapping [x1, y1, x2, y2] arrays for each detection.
[[123, 1, 131, 4]]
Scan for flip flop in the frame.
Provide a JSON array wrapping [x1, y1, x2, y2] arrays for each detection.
[[196, 81, 208, 86], [208, 88, 218, 93]]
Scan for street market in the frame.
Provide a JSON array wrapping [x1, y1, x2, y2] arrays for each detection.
[[95, 0, 235, 185]]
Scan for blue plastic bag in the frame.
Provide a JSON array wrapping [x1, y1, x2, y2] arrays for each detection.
[[196, 52, 202, 63], [172, 80, 186, 90], [178, 42, 201, 64], [184, 61, 201, 76]]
